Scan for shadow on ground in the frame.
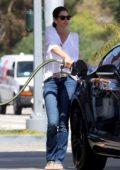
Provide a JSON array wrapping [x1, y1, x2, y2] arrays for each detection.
[[0, 151, 75, 169]]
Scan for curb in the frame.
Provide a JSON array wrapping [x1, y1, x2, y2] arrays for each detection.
[[0, 135, 46, 143]]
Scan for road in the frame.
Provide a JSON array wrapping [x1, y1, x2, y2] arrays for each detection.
[[0, 151, 75, 169], [0, 106, 120, 169], [0, 151, 119, 170]]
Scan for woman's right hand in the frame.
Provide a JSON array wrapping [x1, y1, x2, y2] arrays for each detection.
[[64, 56, 73, 69]]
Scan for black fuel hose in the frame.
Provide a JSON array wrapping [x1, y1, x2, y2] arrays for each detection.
[[0, 59, 60, 106]]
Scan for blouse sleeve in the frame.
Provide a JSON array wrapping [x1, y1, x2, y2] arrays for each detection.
[[70, 32, 79, 61], [74, 32, 79, 59], [44, 26, 61, 54]]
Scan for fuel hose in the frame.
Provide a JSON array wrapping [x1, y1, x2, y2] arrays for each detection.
[[0, 59, 60, 106]]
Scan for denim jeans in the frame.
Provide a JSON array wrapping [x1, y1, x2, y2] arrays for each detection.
[[43, 76, 77, 163]]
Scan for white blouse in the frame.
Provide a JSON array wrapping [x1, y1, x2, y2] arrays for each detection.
[[43, 26, 79, 80]]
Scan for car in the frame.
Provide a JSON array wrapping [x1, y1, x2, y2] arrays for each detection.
[[70, 43, 120, 170], [0, 53, 33, 115]]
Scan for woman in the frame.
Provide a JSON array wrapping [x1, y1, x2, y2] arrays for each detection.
[[43, 6, 79, 170]]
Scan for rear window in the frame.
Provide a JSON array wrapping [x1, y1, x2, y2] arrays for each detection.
[[101, 46, 120, 67], [17, 61, 33, 77]]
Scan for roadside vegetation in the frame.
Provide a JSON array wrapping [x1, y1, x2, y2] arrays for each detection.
[[0, 129, 45, 135], [0, 0, 120, 66]]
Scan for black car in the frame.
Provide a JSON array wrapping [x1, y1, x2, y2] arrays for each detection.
[[70, 43, 120, 170]]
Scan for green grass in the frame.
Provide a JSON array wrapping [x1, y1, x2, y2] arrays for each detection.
[[0, 129, 46, 135]]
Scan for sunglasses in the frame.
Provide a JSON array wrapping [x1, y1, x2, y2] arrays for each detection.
[[58, 15, 71, 20]]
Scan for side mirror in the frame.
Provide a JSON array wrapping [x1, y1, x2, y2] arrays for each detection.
[[96, 64, 117, 77], [7, 70, 14, 77], [96, 64, 120, 82], [71, 59, 88, 77]]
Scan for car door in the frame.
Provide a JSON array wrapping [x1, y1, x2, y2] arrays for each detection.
[[93, 45, 120, 134]]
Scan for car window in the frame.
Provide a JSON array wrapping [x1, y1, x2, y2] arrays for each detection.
[[17, 61, 33, 77], [101, 46, 120, 68]]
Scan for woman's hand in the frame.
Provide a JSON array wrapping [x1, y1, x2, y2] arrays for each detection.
[[64, 56, 73, 68]]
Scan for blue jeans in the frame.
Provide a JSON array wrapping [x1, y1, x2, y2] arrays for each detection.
[[43, 76, 77, 163]]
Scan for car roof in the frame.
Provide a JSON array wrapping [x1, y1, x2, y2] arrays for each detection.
[[1, 53, 33, 61], [112, 43, 120, 49]]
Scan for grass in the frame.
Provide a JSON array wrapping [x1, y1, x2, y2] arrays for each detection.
[[0, 129, 46, 135]]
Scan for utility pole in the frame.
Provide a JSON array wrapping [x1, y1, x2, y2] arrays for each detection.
[[26, 0, 46, 132], [26, 0, 64, 132]]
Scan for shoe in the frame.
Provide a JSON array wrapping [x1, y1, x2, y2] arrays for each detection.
[[44, 161, 54, 169], [53, 162, 64, 169]]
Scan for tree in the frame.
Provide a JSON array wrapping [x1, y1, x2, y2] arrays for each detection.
[[101, 0, 120, 22], [65, 0, 83, 15], [0, 0, 32, 54]]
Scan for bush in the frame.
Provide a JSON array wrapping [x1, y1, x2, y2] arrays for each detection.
[[69, 11, 110, 63], [12, 33, 33, 54]]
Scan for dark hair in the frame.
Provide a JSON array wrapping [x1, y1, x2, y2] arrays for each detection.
[[52, 6, 69, 27]]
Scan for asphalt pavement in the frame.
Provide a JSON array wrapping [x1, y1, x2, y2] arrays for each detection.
[[0, 106, 120, 170], [0, 106, 73, 170], [0, 134, 73, 170], [0, 106, 71, 152]]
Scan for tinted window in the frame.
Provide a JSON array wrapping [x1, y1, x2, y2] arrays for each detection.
[[17, 61, 33, 77], [101, 46, 120, 68]]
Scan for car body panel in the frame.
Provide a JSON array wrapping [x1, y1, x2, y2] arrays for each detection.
[[70, 43, 120, 169]]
